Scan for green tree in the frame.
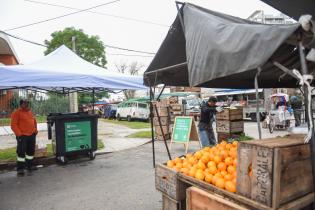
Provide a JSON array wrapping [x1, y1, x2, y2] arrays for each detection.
[[78, 92, 109, 106], [44, 27, 107, 67]]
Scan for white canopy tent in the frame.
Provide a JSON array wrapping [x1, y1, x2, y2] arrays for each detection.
[[0, 45, 146, 93]]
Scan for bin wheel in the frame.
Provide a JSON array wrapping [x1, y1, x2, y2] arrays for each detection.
[[88, 151, 96, 160], [58, 156, 68, 165], [117, 114, 121, 121], [127, 116, 132, 122]]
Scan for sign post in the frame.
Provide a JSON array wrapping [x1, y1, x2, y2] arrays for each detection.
[[170, 116, 200, 153]]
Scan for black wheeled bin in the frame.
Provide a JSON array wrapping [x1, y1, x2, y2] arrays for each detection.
[[47, 112, 98, 164]]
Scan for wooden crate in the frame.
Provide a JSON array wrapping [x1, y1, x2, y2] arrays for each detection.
[[217, 132, 244, 143], [155, 125, 170, 135], [216, 121, 244, 134], [162, 193, 186, 210], [154, 116, 169, 126], [216, 108, 243, 121], [177, 172, 314, 210], [237, 135, 313, 208], [155, 163, 189, 201], [154, 106, 169, 117], [170, 104, 182, 111], [186, 186, 249, 210]]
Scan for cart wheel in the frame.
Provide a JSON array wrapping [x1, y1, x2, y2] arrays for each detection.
[[269, 119, 274, 133], [58, 156, 68, 165], [88, 151, 96, 160]]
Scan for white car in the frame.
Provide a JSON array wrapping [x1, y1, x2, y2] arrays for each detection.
[[116, 101, 149, 121]]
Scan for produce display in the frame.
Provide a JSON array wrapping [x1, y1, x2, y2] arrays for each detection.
[[166, 141, 238, 193]]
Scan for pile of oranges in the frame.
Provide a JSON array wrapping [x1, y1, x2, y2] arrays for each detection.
[[166, 141, 238, 193]]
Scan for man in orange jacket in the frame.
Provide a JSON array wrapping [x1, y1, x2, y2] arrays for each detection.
[[11, 99, 38, 176]]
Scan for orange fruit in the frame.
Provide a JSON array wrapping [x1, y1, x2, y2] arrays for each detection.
[[220, 141, 227, 146], [208, 165, 218, 175], [220, 170, 228, 176], [229, 148, 237, 159], [182, 161, 191, 169], [232, 177, 237, 185], [180, 168, 189, 175], [200, 154, 210, 164], [186, 153, 193, 159], [212, 175, 219, 185], [195, 170, 205, 181], [188, 168, 197, 177], [224, 174, 233, 181], [207, 161, 216, 168], [225, 157, 233, 166], [197, 161, 206, 170], [225, 144, 232, 150], [215, 178, 225, 189], [167, 160, 174, 168], [205, 173, 213, 183], [217, 162, 227, 171], [188, 157, 197, 165], [174, 157, 182, 164], [225, 181, 236, 193], [176, 162, 183, 169], [232, 170, 237, 178], [213, 156, 221, 164], [220, 150, 228, 159], [214, 172, 223, 178], [194, 151, 202, 160], [233, 159, 237, 167], [227, 165, 236, 174], [204, 147, 211, 152], [232, 141, 238, 147]]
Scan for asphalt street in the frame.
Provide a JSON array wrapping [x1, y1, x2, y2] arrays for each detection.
[[0, 141, 201, 210]]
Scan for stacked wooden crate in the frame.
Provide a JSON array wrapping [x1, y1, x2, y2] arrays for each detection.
[[155, 135, 314, 210], [153, 96, 183, 141], [216, 108, 244, 142]]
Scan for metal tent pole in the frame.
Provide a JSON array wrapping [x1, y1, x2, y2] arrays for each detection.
[[298, 41, 315, 197], [149, 86, 156, 168], [92, 89, 95, 114], [255, 67, 262, 139]]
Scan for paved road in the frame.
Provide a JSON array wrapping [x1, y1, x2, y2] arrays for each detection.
[[0, 141, 200, 210]]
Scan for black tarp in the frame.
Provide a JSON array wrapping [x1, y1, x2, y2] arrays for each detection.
[[260, 0, 315, 21], [144, 3, 315, 88]]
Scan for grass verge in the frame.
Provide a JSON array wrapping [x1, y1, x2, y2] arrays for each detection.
[[0, 115, 47, 126], [127, 130, 152, 138], [0, 140, 104, 163], [100, 119, 150, 129]]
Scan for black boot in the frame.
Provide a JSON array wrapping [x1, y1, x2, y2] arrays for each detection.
[[26, 159, 37, 171], [17, 161, 25, 177]]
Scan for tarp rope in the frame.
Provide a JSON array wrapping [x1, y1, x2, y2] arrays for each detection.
[[292, 69, 314, 143]]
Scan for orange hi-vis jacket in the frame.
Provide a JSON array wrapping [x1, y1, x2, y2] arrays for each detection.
[[11, 108, 37, 137]]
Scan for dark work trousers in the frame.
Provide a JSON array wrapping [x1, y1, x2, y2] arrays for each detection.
[[16, 134, 36, 170]]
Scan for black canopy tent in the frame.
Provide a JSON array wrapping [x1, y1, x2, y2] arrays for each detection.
[[144, 2, 315, 195], [144, 3, 315, 88]]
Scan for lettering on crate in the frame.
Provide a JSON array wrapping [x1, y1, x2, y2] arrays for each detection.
[[255, 149, 270, 205]]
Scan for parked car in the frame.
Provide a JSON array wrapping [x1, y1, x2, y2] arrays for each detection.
[[103, 104, 117, 119], [116, 101, 149, 121]]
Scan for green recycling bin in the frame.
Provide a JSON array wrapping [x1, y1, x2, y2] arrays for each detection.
[[47, 112, 98, 164]]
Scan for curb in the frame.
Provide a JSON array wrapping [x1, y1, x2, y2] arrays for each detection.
[[0, 156, 56, 172]]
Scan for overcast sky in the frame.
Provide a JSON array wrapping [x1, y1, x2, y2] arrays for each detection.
[[0, 0, 281, 72]]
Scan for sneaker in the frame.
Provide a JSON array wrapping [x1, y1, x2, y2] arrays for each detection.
[[17, 169, 25, 177]]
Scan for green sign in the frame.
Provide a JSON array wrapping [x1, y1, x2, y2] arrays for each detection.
[[172, 117, 193, 143], [65, 121, 91, 152]]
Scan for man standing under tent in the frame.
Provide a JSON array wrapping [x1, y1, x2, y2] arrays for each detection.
[[198, 96, 222, 147], [290, 96, 303, 127], [11, 99, 38, 176]]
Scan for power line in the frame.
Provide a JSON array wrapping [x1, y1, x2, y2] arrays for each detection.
[[1, 31, 47, 47], [4, 0, 120, 31], [105, 45, 155, 54], [2, 31, 156, 55], [24, 0, 170, 28]]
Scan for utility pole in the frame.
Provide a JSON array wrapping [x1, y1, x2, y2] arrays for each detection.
[[69, 36, 78, 113]]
